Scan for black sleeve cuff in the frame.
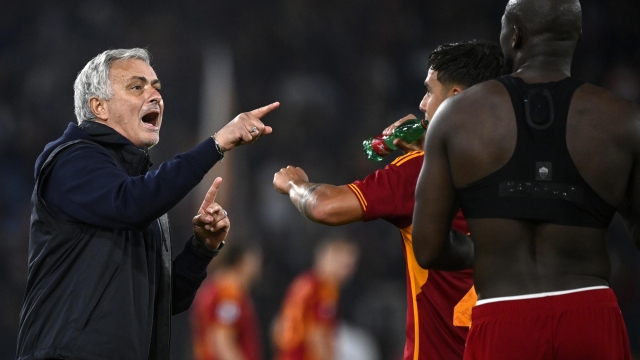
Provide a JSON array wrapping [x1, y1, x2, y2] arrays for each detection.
[[172, 237, 223, 314], [186, 138, 223, 174], [190, 236, 225, 258]]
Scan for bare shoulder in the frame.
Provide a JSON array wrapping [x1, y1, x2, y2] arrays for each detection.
[[575, 83, 637, 114], [428, 79, 518, 188], [432, 79, 512, 135], [572, 83, 640, 150], [443, 80, 506, 112]]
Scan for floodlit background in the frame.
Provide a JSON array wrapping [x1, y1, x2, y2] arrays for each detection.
[[1, 0, 639, 359]]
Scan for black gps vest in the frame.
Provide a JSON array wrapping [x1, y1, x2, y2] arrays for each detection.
[[457, 75, 615, 228]]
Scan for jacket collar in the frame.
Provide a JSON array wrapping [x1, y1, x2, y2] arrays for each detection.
[[79, 121, 143, 149], [36, 122, 153, 180]]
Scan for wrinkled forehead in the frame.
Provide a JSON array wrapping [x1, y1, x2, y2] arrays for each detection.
[[109, 58, 158, 82]]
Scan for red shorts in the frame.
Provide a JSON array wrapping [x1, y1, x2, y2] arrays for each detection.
[[464, 288, 631, 360]]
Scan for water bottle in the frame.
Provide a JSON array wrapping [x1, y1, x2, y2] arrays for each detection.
[[362, 118, 427, 161]]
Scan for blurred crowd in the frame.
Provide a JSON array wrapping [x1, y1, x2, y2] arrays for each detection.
[[1, 0, 639, 359]]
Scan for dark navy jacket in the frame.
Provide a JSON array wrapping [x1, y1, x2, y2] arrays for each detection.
[[17, 122, 222, 360]]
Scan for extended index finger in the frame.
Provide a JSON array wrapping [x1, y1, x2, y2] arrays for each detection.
[[200, 177, 223, 213], [249, 102, 280, 119]]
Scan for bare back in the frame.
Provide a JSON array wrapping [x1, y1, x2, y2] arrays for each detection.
[[437, 77, 640, 299]]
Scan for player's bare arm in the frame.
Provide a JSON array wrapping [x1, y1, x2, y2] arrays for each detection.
[[619, 105, 640, 250], [412, 99, 474, 271], [273, 166, 363, 225]]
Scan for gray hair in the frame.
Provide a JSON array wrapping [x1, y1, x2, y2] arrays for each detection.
[[73, 48, 151, 124]]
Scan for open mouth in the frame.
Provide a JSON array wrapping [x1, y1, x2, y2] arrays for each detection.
[[141, 111, 160, 128]]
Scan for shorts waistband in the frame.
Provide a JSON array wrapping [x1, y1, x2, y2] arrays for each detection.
[[472, 288, 619, 321], [476, 286, 609, 305]]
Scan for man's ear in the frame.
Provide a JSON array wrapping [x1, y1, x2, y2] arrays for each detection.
[[449, 85, 464, 96], [89, 97, 108, 121], [512, 25, 523, 49]]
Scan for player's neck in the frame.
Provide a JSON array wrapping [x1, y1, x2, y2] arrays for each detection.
[[511, 52, 573, 83], [313, 267, 339, 286], [511, 65, 571, 83]]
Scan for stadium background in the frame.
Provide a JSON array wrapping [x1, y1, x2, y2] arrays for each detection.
[[0, 0, 639, 358]]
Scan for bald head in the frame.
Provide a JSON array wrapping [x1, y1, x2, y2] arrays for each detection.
[[504, 0, 582, 43], [500, 0, 582, 74]]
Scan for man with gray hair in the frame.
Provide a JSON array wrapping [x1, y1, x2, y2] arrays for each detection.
[[16, 48, 278, 360]]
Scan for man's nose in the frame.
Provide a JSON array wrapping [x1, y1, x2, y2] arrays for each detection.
[[149, 92, 162, 105]]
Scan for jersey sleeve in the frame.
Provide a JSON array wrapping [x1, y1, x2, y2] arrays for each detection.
[[349, 151, 424, 228]]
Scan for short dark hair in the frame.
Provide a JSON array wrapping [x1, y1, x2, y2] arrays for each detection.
[[428, 40, 504, 90]]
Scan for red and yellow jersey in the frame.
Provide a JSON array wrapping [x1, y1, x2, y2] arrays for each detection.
[[348, 151, 476, 360], [191, 274, 263, 360], [272, 272, 339, 360]]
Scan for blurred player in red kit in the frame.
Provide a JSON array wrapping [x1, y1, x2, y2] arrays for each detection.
[[272, 236, 359, 360], [191, 241, 263, 360]]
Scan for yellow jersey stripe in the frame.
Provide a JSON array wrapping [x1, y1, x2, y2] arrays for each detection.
[[395, 153, 424, 166], [391, 151, 422, 165], [347, 184, 367, 211], [400, 225, 427, 360]]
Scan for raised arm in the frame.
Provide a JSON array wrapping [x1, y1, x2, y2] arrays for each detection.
[[172, 178, 230, 314], [273, 166, 363, 225], [412, 102, 474, 270], [42, 103, 279, 231]]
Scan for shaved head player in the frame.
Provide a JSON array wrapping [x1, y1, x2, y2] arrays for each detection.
[[412, 0, 637, 359]]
